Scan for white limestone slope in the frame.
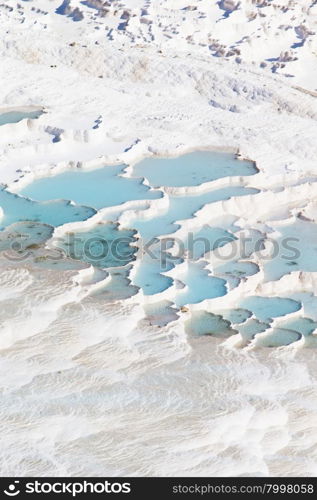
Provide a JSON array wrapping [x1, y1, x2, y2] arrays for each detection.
[[1, 0, 317, 478], [0, 1, 317, 335]]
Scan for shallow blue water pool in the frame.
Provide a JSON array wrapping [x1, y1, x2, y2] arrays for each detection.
[[0, 188, 96, 229], [1, 149, 310, 345], [20, 165, 162, 209], [19, 164, 162, 210], [0, 109, 43, 126], [131, 186, 258, 240], [132, 151, 257, 187]]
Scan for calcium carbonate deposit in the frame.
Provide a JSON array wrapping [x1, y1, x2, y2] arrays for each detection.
[[1, 0, 317, 477]]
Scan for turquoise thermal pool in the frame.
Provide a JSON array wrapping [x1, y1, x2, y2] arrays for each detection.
[[19, 164, 162, 210], [0, 150, 312, 347], [132, 151, 258, 187], [0, 108, 44, 126]]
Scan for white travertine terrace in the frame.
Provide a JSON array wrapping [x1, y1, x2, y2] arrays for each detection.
[[1, 0, 317, 345], [1, 0, 317, 477]]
